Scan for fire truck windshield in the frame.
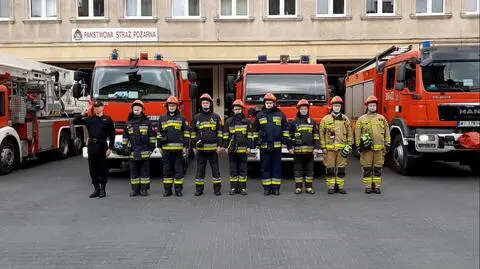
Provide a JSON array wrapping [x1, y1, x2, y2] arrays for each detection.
[[421, 60, 480, 92], [245, 74, 327, 104], [92, 66, 175, 100]]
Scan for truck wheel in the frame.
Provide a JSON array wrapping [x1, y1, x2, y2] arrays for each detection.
[[391, 135, 415, 175], [0, 139, 17, 175], [59, 132, 70, 159]]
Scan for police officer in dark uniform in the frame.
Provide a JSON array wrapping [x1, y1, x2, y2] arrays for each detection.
[[223, 99, 252, 195], [122, 100, 156, 197], [190, 93, 223, 196], [157, 96, 190, 197], [73, 101, 115, 198]]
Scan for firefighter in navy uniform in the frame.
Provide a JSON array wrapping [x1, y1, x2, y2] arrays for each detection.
[[355, 96, 390, 194], [122, 100, 156, 197], [320, 96, 353, 194], [288, 99, 320, 195], [252, 92, 289, 196], [223, 99, 252, 195], [73, 101, 115, 198], [190, 93, 223, 196], [157, 96, 190, 197]]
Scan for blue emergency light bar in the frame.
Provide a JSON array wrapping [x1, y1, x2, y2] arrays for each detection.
[[155, 53, 163, 60], [421, 40, 432, 48], [300, 55, 310, 64], [258, 55, 268, 63]]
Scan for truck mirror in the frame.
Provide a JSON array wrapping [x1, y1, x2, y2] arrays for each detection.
[[128, 73, 142, 82], [397, 62, 406, 82], [189, 84, 198, 99], [72, 83, 83, 99], [396, 82, 405, 90], [226, 93, 234, 102], [188, 71, 197, 82], [74, 71, 85, 81]]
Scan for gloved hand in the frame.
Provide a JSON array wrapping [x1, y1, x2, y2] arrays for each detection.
[[361, 133, 373, 149], [341, 145, 352, 158]]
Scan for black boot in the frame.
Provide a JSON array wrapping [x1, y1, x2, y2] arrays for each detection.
[[327, 188, 335, 194], [365, 188, 373, 194], [213, 182, 222, 196], [229, 181, 239, 195], [334, 183, 340, 193], [338, 188, 347, 194], [98, 184, 106, 198], [194, 185, 204, 196], [305, 181, 315, 194], [129, 184, 140, 197], [239, 182, 247, 196], [140, 184, 148, 196], [272, 185, 280, 196], [373, 188, 382, 194], [295, 181, 303, 194], [163, 183, 173, 197], [89, 184, 100, 198], [174, 184, 183, 197], [263, 186, 271, 196]]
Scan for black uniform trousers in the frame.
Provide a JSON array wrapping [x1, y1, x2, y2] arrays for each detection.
[[293, 154, 314, 180], [195, 151, 221, 185], [129, 160, 150, 189], [163, 150, 185, 186], [87, 143, 109, 185], [229, 153, 247, 182]]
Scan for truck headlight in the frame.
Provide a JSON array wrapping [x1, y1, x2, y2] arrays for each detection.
[[418, 134, 435, 142]]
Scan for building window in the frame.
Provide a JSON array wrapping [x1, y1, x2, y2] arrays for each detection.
[[77, 0, 104, 17], [416, 0, 444, 14], [125, 0, 152, 17], [268, 0, 297, 16], [366, 0, 394, 15], [466, 0, 480, 13], [30, 0, 57, 18], [0, 0, 10, 19], [220, 0, 248, 17], [317, 0, 345, 16], [172, 0, 200, 17]]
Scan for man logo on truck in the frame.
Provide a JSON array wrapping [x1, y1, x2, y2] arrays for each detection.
[[459, 108, 480, 115]]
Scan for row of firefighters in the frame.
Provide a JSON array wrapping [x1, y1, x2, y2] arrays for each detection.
[[74, 92, 391, 199]]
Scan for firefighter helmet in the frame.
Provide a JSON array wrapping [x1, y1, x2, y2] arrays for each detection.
[[166, 96, 179, 106], [200, 93, 213, 102], [263, 92, 277, 102], [131, 99, 144, 109], [232, 99, 244, 108], [365, 95, 379, 105], [296, 99, 310, 108], [330, 96, 344, 105]]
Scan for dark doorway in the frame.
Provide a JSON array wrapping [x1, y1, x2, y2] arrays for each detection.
[[223, 67, 240, 118], [190, 67, 213, 114]]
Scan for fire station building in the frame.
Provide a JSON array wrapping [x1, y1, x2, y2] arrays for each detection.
[[0, 0, 478, 118]]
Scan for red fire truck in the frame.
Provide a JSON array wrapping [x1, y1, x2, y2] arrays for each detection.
[[343, 41, 480, 175], [73, 50, 198, 170], [0, 52, 88, 175], [231, 55, 330, 162]]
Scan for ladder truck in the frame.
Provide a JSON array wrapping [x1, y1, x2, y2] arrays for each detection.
[[0, 52, 89, 175]]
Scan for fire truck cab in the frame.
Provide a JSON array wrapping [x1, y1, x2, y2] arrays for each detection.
[[73, 50, 198, 170], [231, 55, 330, 162], [344, 41, 480, 175]]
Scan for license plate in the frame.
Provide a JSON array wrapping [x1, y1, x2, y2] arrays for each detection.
[[458, 121, 480, 127]]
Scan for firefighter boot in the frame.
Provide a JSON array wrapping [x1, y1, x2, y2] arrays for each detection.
[[213, 182, 222, 196], [129, 184, 140, 197], [98, 184, 106, 198], [194, 185, 204, 196], [239, 182, 247, 195], [140, 184, 148, 196], [365, 188, 373, 194], [163, 183, 173, 197], [174, 184, 183, 197], [333, 183, 340, 193], [295, 180, 303, 195], [263, 186, 271, 196], [89, 184, 100, 198], [305, 181, 315, 195], [373, 187, 382, 194], [272, 185, 280, 196], [229, 181, 239, 195]]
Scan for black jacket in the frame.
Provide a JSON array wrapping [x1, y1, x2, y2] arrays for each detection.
[[157, 110, 190, 151], [122, 113, 156, 160], [252, 106, 289, 150], [288, 113, 320, 154], [222, 113, 252, 154], [191, 111, 223, 151], [73, 114, 115, 149]]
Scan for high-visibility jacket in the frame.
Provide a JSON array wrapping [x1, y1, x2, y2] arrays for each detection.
[[191, 111, 223, 151], [222, 113, 252, 154], [252, 107, 289, 150], [288, 114, 320, 154], [122, 113, 156, 160], [355, 113, 391, 151], [157, 111, 190, 151], [320, 113, 353, 150]]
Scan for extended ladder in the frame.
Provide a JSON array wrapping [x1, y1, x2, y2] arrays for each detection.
[[348, 45, 413, 75]]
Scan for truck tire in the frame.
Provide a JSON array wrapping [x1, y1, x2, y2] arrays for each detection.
[[59, 131, 70, 159], [391, 135, 416, 175], [0, 139, 17, 175]]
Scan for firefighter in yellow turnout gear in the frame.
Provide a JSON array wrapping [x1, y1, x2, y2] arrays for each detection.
[[355, 96, 391, 194], [320, 96, 353, 194]]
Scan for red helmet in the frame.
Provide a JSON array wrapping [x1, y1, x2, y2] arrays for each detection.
[[232, 99, 244, 108], [264, 92, 277, 102], [330, 96, 343, 105], [166, 96, 179, 106], [200, 93, 213, 102], [296, 99, 310, 108], [131, 99, 144, 109], [365, 95, 379, 105]]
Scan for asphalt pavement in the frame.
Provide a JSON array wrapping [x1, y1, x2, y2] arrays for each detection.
[[0, 155, 478, 269]]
